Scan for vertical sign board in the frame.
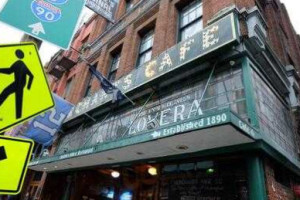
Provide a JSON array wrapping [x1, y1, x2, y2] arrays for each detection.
[[0, 43, 55, 132], [24, 94, 73, 147], [0, 136, 34, 195], [86, 0, 119, 22], [0, 0, 86, 49]]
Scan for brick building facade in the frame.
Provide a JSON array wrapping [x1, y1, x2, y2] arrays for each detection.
[[16, 0, 300, 200]]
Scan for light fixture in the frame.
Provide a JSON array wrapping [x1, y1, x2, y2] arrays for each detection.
[[148, 167, 158, 176], [111, 171, 120, 178], [229, 60, 236, 66], [176, 145, 189, 150], [206, 168, 215, 174], [54, 166, 58, 169]]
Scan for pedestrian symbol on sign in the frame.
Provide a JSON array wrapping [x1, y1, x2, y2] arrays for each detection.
[[0, 43, 54, 133], [0, 146, 7, 161], [0, 50, 34, 119]]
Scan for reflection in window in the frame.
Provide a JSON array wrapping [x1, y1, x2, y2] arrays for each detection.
[[55, 65, 248, 154], [252, 68, 298, 159], [108, 53, 121, 82], [125, 0, 134, 12], [137, 30, 154, 67], [179, 0, 203, 41]]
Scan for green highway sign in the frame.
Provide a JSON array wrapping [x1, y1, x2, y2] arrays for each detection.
[[0, 0, 86, 49]]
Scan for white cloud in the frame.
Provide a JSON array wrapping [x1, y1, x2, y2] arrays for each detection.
[[281, 0, 300, 34]]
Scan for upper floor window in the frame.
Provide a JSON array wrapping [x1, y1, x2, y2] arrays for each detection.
[[126, 0, 134, 12], [179, 0, 203, 41], [108, 53, 121, 82], [137, 30, 154, 67], [64, 78, 73, 99], [84, 64, 97, 98]]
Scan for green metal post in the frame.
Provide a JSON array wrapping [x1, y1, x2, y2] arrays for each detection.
[[247, 156, 267, 200], [242, 57, 260, 128]]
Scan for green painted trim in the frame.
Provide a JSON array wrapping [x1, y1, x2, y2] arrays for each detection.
[[241, 57, 260, 128], [247, 156, 267, 200]]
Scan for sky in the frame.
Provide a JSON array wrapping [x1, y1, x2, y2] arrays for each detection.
[[0, 0, 299, 65]]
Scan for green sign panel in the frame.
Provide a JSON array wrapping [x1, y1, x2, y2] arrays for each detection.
[[0, 0, 85, 49]]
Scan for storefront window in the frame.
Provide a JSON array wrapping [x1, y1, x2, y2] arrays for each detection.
[[160, 160, 248, 200], [251, 68, 298, 159], [40, 159, 248, 200], [56, 65, 247, 155]]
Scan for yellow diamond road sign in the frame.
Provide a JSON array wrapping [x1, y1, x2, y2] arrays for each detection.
[[0, 43, 55, 132], [0, 136, 34, 195]]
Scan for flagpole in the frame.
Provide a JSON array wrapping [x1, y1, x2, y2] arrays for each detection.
[[70, 47, 135, 106], [197, 60, 218, 114]]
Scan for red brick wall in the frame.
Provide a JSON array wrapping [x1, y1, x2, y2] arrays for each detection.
[[264, 158, 295, 200], [48, 0, 300, 105]]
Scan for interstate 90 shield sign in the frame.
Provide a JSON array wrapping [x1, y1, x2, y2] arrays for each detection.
[[0, 0, 85, 49]]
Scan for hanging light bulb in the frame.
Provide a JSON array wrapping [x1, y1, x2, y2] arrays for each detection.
[[148, 167, 158, 176], [111, 171, 120, 178]]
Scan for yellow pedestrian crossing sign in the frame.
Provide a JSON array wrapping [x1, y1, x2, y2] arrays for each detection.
[[0, 43, 55, 132], [0, 136, 34, 195]]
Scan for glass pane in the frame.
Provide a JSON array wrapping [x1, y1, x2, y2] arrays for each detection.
[[181, 19, 203, 41], [180, 0, 203, 28], [144, 51, 152, 63]]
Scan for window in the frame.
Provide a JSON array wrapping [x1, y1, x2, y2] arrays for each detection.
[[108, 53, 121, 82], [125, 0, 134, 12], [179, 0, 203, 41], [137, 30, 154, 67], [64, 78, 73, 98], [84, 64, 97, 97]]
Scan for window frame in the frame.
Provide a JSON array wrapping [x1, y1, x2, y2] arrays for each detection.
[[64, 78, 73, 99], [136, 30, 154, 68], [84, 63, 97, 98], [108, 53, 121, 82], [178, 0, 203, 42]]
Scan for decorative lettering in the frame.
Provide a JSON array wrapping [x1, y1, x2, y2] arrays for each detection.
[[159, 53, 173, 72], [145, 60, 157, 78], [180, 39, 195, 61], [203, 25, 219, 49]]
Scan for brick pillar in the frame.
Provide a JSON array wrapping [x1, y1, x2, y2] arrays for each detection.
[[56, 73, 68, 97], [166, 1, 178, 49], [70, 62, 90, 103], [91, 45, 109, 92], [115, 0, 127, 20], [264, 2, 287, 64], [202, 0, 234, 26], [89, 17, 107, 42], [116, 24, 136, 78], [152, 0, 170, 57]]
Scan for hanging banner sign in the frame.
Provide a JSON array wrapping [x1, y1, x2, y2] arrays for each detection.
[[0, 0, 85, 49], [23, 94, 73, 147], [86, 0, 119, 22]]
